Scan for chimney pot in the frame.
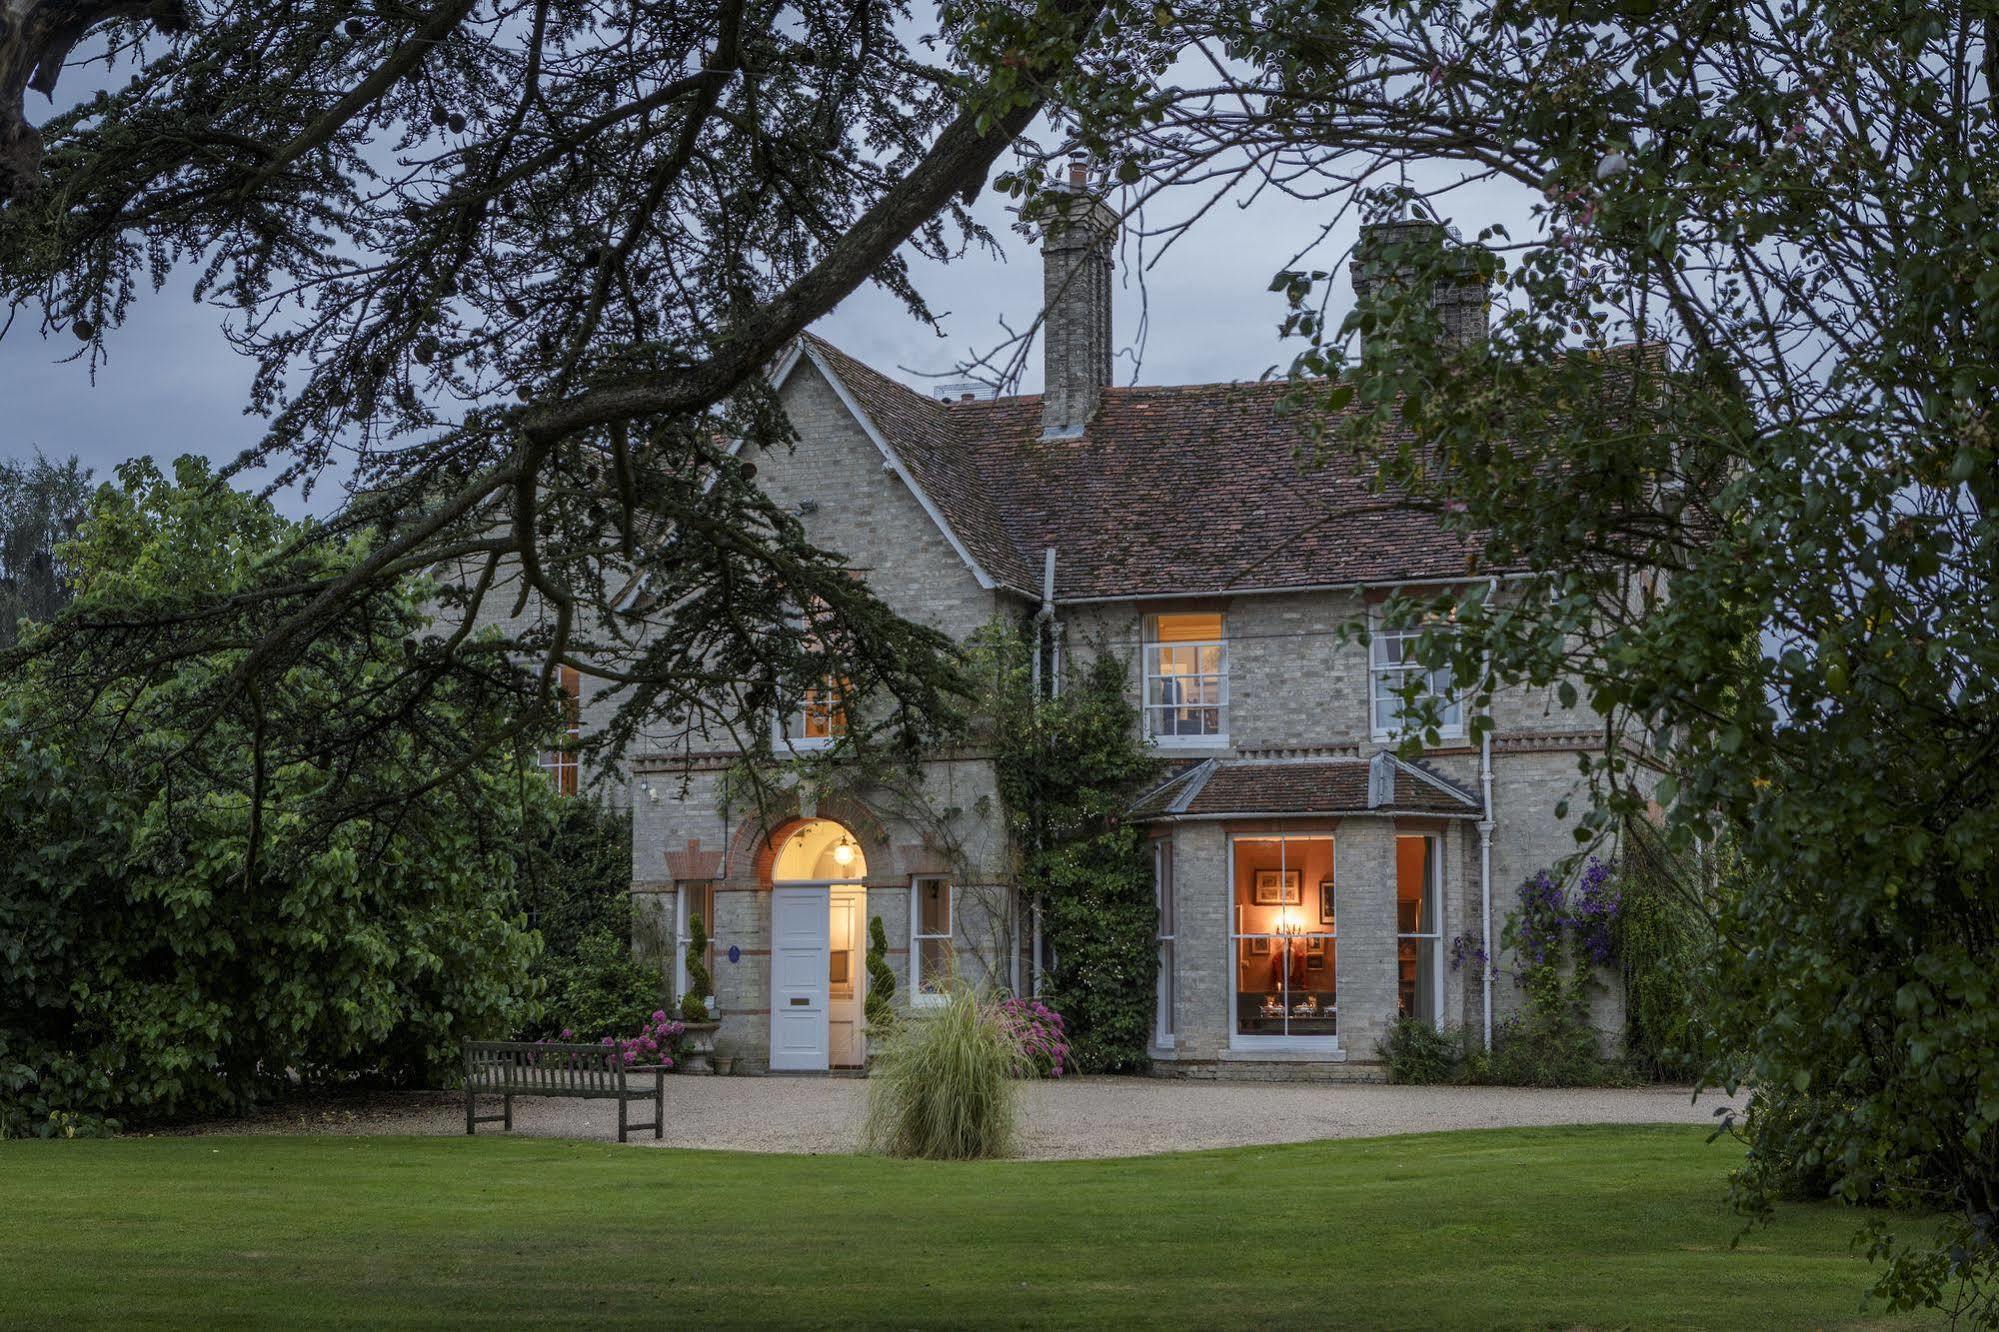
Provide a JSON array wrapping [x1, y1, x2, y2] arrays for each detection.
[[1349, 216, 1491, 353]]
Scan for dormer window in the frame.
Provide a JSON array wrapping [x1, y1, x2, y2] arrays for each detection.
[[1370, 617, 1463, 740], [1143, 612, 1228, 747]]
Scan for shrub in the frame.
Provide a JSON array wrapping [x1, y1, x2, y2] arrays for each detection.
[[864, 915, 896, 1029], [999, 997, 1070, 1078], [1466, 1014, 1633, 1089], [679, 913, 712, 1021], [863, 985, 1028, 1160], [1382, 1017, 1462, 1084], [545, 928, 663, 1041]]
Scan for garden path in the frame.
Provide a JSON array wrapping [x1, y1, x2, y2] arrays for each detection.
[[182, 1077, 1726, 1158]]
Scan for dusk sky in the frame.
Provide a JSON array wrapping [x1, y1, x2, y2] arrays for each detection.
[[0, 57, 1540, 516]]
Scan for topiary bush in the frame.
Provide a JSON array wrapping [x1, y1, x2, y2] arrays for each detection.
[[679, 913, 712, 1022], [864, 915, 896, 1029], [863, 984, 1028, 1160]]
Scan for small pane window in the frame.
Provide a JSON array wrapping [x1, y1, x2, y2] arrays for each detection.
[[675, 882, 716, 1003], [539, 665, 582, 795], [912, 878, 953, 999], [1144, 613, 1228, 745], [780, 679, 848, 751], [1370, 621, 1462, 738], [1154, 841, 1176, 1046]]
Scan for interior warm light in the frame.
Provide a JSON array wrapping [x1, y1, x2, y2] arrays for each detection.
[[831, 839, 856, 869]]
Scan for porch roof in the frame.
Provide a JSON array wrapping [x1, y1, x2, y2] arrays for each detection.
[[1129, 754, 1482, 821]]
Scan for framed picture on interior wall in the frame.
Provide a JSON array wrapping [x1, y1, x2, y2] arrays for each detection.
[[1319, 879, 1337, 926], [1304, 936, 1326, 955], [1306, 952, 1327, 971], [1252, 869, 1301, 905], [1245, 936, 1272, 955]]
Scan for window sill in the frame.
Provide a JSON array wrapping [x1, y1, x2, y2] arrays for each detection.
[[1148, 1043, 1181, 1061], [1220, 1045, 1346, 1062], [1149, 736, 1230, 751]]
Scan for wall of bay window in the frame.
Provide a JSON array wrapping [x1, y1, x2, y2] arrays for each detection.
[[1230, 834, 1339, 1046]]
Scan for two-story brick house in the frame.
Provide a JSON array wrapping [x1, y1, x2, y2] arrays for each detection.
[[624, 181, 1620, 1077]]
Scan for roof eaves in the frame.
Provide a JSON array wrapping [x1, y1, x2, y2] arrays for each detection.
[[799, 341, 1010, 595]]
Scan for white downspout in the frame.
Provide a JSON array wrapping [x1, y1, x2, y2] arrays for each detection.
[[1478, 575, 1499, 1052], [1027, 546, 1057, 996], [1031, 546, 1057, 696]]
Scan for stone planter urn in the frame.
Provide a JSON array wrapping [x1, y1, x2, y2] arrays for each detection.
[[678, 1021, 721, 1074]]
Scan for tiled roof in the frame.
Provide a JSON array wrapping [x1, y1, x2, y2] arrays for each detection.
[[1129, 756, 1481, 820], [800, 337, 1040, 592], [796, 334, 1492, 601]]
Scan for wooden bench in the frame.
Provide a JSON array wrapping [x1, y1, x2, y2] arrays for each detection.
[[463, 1041, 665, 1143]]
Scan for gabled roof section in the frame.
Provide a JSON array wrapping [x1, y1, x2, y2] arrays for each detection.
[[785, 335, 1039, 595]]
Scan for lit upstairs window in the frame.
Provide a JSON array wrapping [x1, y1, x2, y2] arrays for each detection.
[[779, 679, 848, 753], [1143, 612, 1228, 746]]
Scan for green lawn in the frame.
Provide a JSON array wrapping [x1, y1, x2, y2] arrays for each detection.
[[0, 1126, 1920, 1329]]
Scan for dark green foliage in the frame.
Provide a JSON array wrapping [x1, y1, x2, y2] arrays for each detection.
[[0, 452, 90, 651], [0, 461, 541, 1137], [679, 915, 712, 1022], [1382, 1018, 1461, 1085], [1615, 822, 1713, 1083], [517, 799, 659, 1041], [1466, 1018, 1632, 1090], [984, 627, 1159, 1073], [542, 930, 662, 1043], [865, 915, 896, 1028]]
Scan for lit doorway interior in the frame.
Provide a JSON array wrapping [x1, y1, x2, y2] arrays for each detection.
[[769, 819, 869, 1071]]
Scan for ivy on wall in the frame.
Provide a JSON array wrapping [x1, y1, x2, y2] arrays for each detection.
[[981, 626, 1160, 1073]]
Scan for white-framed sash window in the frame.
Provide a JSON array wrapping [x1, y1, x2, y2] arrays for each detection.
[[1143, 612, 1228, 747], [1369, 612, 1463, 741], [1396, 834, 1445, 1028], [674, 881, 716, 1003], [910, 877, 953, 1003], [1229, 834, 1339, 1051]]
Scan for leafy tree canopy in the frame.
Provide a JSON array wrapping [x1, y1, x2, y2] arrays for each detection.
[[0, 450, 90, 649], [0, 456, 545, 1135]]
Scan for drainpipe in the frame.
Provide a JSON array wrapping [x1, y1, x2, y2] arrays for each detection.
[[1477, 575, 1498, 1052], [1031, 546, 1057, 697]]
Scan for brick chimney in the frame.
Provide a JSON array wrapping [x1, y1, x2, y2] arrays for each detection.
[[1037, 156, 1117, 440], [1348, 217, 1489, 353]]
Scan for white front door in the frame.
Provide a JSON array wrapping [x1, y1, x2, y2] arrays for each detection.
[[770, 886, 831, 1071]]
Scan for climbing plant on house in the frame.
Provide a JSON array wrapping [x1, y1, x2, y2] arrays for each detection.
[[981, 624, 1159, 1073]]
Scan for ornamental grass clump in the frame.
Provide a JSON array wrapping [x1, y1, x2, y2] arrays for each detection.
[[863, 985, 1030, 1160]]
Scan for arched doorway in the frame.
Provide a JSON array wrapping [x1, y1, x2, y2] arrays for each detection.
[[768, 819, 869, 1071]]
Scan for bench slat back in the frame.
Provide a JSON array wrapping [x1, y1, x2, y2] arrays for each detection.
[[464, 1041, 629, 1094]]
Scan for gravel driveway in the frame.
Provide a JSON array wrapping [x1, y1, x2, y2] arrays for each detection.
[[186, 1077, 1728, 1159]]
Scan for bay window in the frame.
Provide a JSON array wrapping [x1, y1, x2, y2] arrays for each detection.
[[1230, 834, 1338, 1046]]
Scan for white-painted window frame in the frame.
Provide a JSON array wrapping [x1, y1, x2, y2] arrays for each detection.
[[1142, 612, 1229, 749], [674, 881, 716, 1003], [1227, 833, 1341, 1053], [909, 876, 953, 1006], [1368, 607, 1464, 743], [1396, 833, 1447, 1030]]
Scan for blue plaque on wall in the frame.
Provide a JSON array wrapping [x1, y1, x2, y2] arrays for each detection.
[[727, 944, 741, 964]]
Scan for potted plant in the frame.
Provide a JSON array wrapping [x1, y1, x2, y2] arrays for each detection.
[[677, 913, 721, 1073]]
